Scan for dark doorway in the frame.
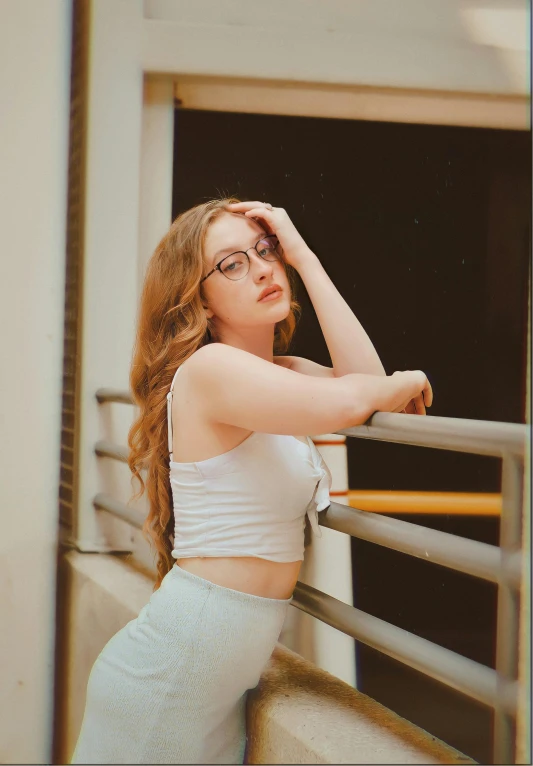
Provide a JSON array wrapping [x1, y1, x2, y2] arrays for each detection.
[[172, 107, 531, 764]]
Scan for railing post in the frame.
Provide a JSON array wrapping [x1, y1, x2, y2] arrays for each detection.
[[494, 453, 524, 764]]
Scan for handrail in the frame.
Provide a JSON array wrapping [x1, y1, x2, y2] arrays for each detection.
[[348, 489, 502, 516], [337, 412, 527, 458], [91, 452, 522, 589], [95, 388, 134, 405], [94, 492, 143, 528], [93, 388, 529, 764], [321, 501, 522, 589], [292, 580, 518, 716], [92, 450, 521, 589], [95, 440, 128, 462]]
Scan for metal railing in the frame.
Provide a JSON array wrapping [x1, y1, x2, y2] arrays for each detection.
[[93, 388, 529, 764]]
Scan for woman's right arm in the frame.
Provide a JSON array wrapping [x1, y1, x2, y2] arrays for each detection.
[[189, 343, 432, 435]]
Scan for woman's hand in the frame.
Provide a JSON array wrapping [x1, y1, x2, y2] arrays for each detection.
[[391, 371, 433, 415], [225, 200, 315, 270], [398, 399, 422, 415]]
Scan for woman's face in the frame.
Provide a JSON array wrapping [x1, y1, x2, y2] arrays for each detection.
[[201, 212, 291, 331]]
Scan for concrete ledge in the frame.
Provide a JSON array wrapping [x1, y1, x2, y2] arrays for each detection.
[[246, 642, 475, 764]]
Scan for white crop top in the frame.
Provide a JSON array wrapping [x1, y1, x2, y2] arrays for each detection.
[[166, 362, 332, 562]]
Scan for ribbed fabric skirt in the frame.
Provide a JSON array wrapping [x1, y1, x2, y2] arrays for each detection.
[[71, 563, 293, 765]]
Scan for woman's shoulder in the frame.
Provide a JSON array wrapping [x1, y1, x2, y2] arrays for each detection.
[[274, 355, 335, 378], [182, 342, 224, 368], [190, 347, 334, 379]]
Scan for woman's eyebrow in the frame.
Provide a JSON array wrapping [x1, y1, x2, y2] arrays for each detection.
[[211, 232, 266, 265]]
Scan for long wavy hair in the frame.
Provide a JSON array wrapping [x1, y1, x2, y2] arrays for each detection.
[[127, 197, 302, 590]]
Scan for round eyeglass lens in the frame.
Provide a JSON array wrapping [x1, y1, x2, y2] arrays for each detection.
[[256, 237, 279, 260], [220, 252, 249, 280]]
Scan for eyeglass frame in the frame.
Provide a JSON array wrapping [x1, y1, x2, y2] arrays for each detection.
[[200, 234, 281, 283]]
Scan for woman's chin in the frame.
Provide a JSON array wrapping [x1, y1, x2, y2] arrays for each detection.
[[265, 292, 290, 310], [269, 299, 291, 319]]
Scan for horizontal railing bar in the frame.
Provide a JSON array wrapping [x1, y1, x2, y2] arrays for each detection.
[[95, 388, 527, 458], [347, 489, 502, 516], [95, 440, 129, 462], [322, 501, 522, 590], [93, 441, 522, 587], [337, 412, 527, 458], [292, 580, 518, 716], [93, 493, 143, 529], [95, 388, 134, 405]]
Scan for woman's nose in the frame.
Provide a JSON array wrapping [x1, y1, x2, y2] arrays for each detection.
[[249, 250, 274, 275]]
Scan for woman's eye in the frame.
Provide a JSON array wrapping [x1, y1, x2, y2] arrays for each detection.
[[258, 243, 274, 256]]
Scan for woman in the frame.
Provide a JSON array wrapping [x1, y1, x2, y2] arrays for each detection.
[[71, 197, 432, 764]]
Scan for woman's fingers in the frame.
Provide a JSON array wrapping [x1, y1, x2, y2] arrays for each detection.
[[242, 207, 277, 233], [413, 393, 426, 415], [243, 207, 275, 221], [393, 383, 434, 416], [424, 379, 434, 407], [226, 201, 272, 211], [392, 398, 414, 413]]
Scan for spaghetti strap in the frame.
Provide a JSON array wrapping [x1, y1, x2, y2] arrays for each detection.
[[169, 365, 182, 394], [166, 365, 182, 461]]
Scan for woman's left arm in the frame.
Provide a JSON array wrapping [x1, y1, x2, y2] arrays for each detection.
[[226, 200, 386, 378]]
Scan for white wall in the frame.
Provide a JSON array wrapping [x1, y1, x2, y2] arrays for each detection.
[[143, 0, 529, 95], [74, 0, 144, 554], [0, 1, 72, 762]]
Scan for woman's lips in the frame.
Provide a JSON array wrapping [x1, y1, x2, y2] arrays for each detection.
[[259, 289, 283, 302]]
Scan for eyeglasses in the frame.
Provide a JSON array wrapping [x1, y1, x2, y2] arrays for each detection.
[[201, 235, 280, 282]]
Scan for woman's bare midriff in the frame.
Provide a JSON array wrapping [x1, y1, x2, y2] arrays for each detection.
[[174, 557, 302, 600]]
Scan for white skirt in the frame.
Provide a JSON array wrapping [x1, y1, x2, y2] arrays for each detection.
[[71, 563, 293, 764]]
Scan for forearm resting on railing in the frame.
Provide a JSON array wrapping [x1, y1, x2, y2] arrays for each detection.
[[342, 370, 430, 425]]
